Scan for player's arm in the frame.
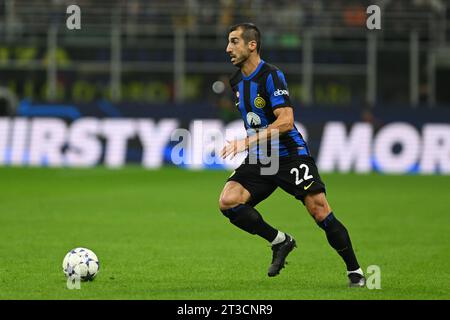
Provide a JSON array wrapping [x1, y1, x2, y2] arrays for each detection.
[[221, 69, 294, 159], [220, 107, 293, 159], [272, 107, 294, 132], [249, 68, 295, 147], [247, 107, 293, 147]]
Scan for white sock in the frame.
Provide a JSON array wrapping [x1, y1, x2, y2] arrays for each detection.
[[347, 268, 364, 276], [271, 231, 286, 245]]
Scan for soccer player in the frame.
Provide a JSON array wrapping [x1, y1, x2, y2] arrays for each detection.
[[219, 23, 366, 287]]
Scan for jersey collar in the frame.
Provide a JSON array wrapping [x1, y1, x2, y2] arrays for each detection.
[[242, 59, 265, 80]]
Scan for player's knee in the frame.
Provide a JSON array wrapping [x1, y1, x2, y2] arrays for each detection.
[[219, 193, 242, 211], [305, 196, 331, 222], [307, 206, 329, 222], [312, 209, 330, 222]]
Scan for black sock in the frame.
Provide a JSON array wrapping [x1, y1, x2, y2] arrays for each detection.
[[317, 212, 360, 271], [221, 204, 278, 242]]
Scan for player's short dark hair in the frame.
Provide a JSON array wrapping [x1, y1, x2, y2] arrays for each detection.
[[228, 23, 261, 54]]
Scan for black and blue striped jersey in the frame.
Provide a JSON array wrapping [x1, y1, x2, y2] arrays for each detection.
[[229, 60, 309, 158]]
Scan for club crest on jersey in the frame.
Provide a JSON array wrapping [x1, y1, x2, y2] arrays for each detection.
[[253, 95, 266, 109], [246, 112, 261, 127]]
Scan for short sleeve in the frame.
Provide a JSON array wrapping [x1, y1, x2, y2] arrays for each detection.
[[266, 70, 292, 109]]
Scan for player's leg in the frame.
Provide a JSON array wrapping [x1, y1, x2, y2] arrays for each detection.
[[219, 180, 280, 243], [219, 169, 296, 277], [304, 191, 365, 287], [218, 181, 251, 209], [276, 155, 365, 286]]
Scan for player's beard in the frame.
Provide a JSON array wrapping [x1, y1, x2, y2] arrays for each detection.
[[233, 53, 249, 68], [234, 58, 244, 68]]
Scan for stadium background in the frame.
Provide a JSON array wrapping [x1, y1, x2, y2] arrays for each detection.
[[0, 0, 449, 300]]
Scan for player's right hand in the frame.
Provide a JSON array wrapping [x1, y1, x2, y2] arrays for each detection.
[[220, 138, 248, 160]]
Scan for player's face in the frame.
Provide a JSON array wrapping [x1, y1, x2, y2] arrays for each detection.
[[226, 30, 251, 67]]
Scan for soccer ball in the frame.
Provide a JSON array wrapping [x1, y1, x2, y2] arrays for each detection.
[[62, 247, 100, 281]]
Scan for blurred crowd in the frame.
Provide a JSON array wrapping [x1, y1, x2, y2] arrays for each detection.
[[1, 0, 447, 32], [125, 0, 447, 32], [0, 0, 447, 109]]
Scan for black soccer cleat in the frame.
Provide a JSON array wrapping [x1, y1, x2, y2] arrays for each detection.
[[268, 234, 297, 277], [348, 272, 366, 288]]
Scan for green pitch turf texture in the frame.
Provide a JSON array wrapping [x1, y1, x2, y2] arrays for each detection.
[[0, 166, 449, 300]]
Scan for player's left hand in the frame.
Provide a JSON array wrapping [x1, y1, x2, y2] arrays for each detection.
[[220, 138, 248, 159]]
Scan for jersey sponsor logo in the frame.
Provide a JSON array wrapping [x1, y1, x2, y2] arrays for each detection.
[[274, 89, 289, 97], [303, 181, 314, 190], [254, 96, 266, 109], [246, 112, 261, 127]]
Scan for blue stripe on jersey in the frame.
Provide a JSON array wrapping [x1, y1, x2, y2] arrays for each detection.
[[242, 60, 265, 80], [248, 132, 290, 158], [277, 141, 290, 156], [248, 143, 290, 158], [275, 142, 290, 157], [288, 128, 308, 156], [276, 70, 288, 87], [237, 81, 248, 129], [266, 73, 285, 107], [288, 127, 305, 145], [250, 81, 269, 127]]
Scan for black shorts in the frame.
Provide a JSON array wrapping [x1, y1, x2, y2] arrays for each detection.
[[227, 155, 326, 206]]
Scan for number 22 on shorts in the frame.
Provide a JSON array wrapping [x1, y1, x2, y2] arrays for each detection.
[[290, 164, 313, 186]]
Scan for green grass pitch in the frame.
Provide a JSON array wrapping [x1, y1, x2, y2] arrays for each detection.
[[0, 166, 449, 300]]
